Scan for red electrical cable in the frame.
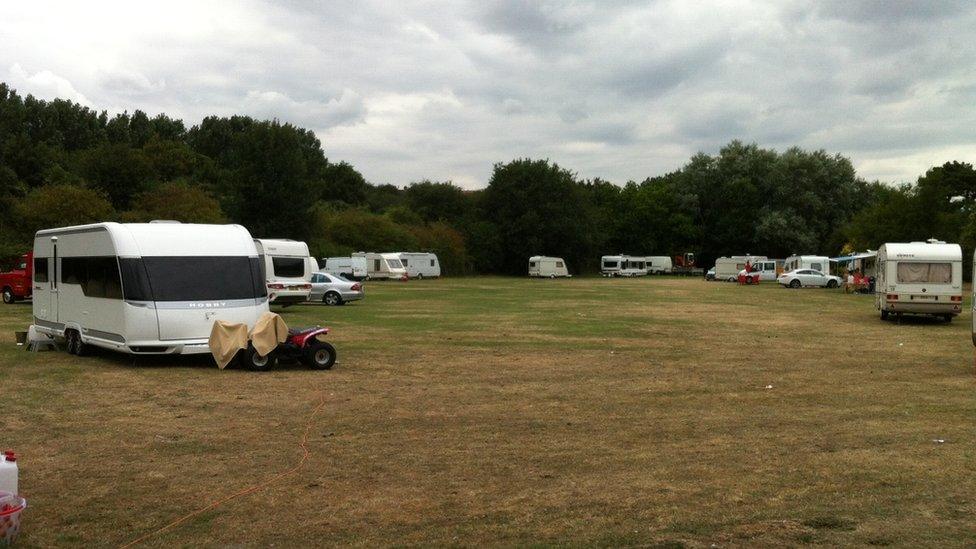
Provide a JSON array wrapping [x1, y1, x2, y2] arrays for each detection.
[[120, 393, 328, 548]]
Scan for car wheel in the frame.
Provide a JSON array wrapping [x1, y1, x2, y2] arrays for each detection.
[[826, 279, 838, 288], [323, 292, 342, 306], [2, 288, 14, 304], [302, 342, 337, 370], [789, 279, 801, 289], [242, 345, 276, 372]]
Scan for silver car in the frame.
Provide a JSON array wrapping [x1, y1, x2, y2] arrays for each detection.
[[777, 269, 842, 289], [309, 272, 365, 305]]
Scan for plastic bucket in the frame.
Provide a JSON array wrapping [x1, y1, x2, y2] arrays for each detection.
[[0, 492, 26, 546]]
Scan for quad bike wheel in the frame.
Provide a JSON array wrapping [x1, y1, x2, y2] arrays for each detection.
[[302, 341, 337, 370], [242, 345, 277, 371]]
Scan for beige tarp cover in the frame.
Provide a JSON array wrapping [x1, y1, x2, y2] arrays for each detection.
[[250, 312, 289, 357], [208, 321, 249, 369]]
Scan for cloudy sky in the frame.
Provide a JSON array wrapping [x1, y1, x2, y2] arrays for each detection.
[[2, 1, 974, 188]]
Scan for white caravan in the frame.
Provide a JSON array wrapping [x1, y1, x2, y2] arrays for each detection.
[[397, 252, 441, 279], [32, 222, 269, 355], [784, 255, 830, 274], [601, 255, 646, 277], [529, 256, 571, 278], [877, 240, 962, 321], [253, 239, 312, 305], [323, 256, 368, 280], [353, 252, 408, 280], [713, 255, 767, 282], [645, 256, 673, 274]]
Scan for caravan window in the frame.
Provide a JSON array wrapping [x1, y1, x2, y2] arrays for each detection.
[[896, 262, 952, 284], [120, 256, 266, 302], [430, 259, 435, 267], [603, 261, 618, 268], [387, 258, 403, 269], [401, 259, 408, 266], [556, 261, 564, 268], [271, 257, 305, 278], [34, 257, 48, 282], [61, 257, 123, 299], [529, 262, 537, 267], [811, 262, 823, 272]]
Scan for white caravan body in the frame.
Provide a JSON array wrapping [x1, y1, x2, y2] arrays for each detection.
[[529, 256, 570, 278], [254, 239, 312, 305], [397, 252, 441, 278], [784, 255, 830, 274], [645, 256, 673, 274], [353, 252, 408, 280], [601, 255, 646, 277], [877, 240, 962, 319], [713, 255, 768, 282], [32, 222, 269, 355], [323, 256, 368, 280]]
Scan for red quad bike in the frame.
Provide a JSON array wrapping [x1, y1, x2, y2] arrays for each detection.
[[241, 326, 337, 372]]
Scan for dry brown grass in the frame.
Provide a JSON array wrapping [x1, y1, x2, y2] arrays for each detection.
[[4, 276, 976, 547]]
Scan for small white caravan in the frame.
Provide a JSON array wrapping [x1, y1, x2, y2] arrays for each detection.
[[32, 222, 269, 355], [353, 252, 408, 280], [601, 255, 646, 277], [397, 252, 441, 278], [529, 256, 571, 278], [323, 256, 368, 280], [253, 239, 312, 305], [644, 256, 673, 274], [784, 255, 830, 274], [713, 255, 767, 282], [877, 240, 962, 321]]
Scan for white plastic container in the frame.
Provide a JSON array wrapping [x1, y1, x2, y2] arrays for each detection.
[[0, 452, 18, 495]]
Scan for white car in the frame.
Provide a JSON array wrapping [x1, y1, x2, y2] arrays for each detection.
[[778, 269, 842, 289]]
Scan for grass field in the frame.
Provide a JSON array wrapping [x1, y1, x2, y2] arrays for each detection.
[[4, 276, 976, 547]]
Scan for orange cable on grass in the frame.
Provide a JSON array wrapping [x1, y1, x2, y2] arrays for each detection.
[[120, 393, 329, 548]]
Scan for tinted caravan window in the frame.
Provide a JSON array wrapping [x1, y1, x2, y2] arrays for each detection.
[[121, 256, 266, 302], [34, 257, 48, 282], [60, 256, 122, 299], [271, 256, 305, 278]]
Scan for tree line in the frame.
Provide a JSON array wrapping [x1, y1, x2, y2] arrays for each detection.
[[1, 82, 974, 276]]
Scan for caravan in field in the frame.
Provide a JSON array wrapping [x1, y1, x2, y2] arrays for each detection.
[[353, 252, 408, 280], [323, 256, 368, 280], [600, 255, 646, 277], [644, 256, 673, 274], [712, 255, 767, 282], [397, 252, 441, 279], [783, 255, 830, 274], [877, 240, 962, 321], [253, 239, 312, 305], [32, 222, 269, 356], [529, 256, 571, 278]]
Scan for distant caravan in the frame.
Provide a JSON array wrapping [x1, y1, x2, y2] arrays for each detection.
[[397, 252, 441, 279], [32, 222, 269, 356], [254, 238, 313, 306], [877, 240, 962, 322], [529, 256, 571, 278], [353, 252, 408, 280], [601, 255, 646, 277], [783, 255, 831, 274]]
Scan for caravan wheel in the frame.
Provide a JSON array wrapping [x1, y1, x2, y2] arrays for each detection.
[[549, 274, 556, 279], [417, 273, 424, 280], [66, 330, 88, 356]]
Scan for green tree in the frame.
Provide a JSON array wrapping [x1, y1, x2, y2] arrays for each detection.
[[16, 184, 115, 240], [122, 180, 226, 224]]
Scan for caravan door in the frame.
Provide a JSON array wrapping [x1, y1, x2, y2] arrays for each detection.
[[32, 254, 56, 323]]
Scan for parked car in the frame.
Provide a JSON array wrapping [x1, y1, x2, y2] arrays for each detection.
[[309, 272, 364, 305], [777, 269, 841, 289]]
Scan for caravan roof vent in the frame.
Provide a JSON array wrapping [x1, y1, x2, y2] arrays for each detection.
[[926, 238, 946, 244], [150, 220, 182, 224]]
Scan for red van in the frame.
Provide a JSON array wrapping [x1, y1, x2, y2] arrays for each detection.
[[0, 252, 33, 304]]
